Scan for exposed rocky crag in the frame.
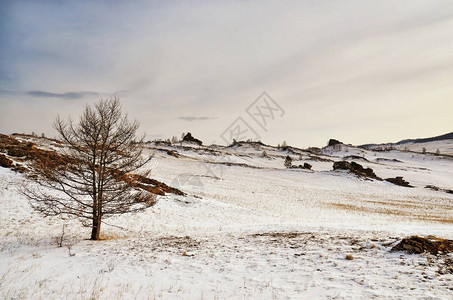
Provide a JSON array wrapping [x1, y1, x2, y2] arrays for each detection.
[[183, 132, 203, 145], [385, 177, 413, 188], [333, 161, 381, 180], [328, 139, 342, 146], [391, 236, 453, 255]]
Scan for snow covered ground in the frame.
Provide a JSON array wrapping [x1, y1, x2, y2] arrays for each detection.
[[1, 138, 452, 299], [393, 140, 453, 156]]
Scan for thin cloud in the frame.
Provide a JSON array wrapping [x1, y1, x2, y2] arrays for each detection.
[[26, 90, 99, 100], [0, 90, 18, 96], [178, 116, 218, 122]]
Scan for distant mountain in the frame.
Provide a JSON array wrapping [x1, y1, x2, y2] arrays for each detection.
[[395, 132, 453, 145], [359, 132, 453, 149]]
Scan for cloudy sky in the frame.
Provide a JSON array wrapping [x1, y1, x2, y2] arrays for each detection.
[[1, 0, 452, 147]]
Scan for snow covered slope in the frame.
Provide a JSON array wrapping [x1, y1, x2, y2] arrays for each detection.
[[1, 136, 452, 299], [362, 133, 453, 155]]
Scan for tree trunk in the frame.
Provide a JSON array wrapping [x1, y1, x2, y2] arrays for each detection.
[[91, 217, 101, 240]]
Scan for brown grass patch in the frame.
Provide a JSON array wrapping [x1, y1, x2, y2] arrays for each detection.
[[328, 203, 453, 224]]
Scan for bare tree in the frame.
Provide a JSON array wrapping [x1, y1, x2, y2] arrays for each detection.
[[22, 98, 153, 240]]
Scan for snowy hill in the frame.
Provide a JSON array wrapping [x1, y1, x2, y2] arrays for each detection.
[[397, 132, 453, 145], [361, 132, 453, 155], [1, 134, 453, 299]]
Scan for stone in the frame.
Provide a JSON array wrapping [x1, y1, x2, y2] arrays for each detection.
[[182, 132, 203, 145], [328, 139, 342, 146]]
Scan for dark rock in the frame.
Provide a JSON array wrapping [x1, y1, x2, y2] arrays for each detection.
[[333, 161, 381, 180], [290, 163, 312, 170], [425, 185, 453, 194], [182, 132, 202, 146], [328, 139, 342, 146], [333, 161, 350, 170], [228, 140, 266, 148], [385, 177, 413, 188], [391, 236, 453, 255], [425, 185, 440, 191], [303, 163, 312, 170]]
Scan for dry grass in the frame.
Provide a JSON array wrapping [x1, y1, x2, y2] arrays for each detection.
[[328, 202, 453, 224], [99, 232, 129, 240]]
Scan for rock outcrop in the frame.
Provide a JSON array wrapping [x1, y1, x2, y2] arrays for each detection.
[[425, 185, 453, 194], [328, 139, 342, 146], [385, 177, 413, 188], [333, 161, 381, 180], [182, 132, 203, 145], [290, 163, 312, 170], [391, 236, 453, 255]]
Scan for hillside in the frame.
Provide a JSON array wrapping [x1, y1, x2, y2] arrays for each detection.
[[1, 134, 453, 298], [360, 132, 453, 155], [397, 132, 453, 144]]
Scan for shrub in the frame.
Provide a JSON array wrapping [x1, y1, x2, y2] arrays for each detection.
[[284, 155, 292, 168]]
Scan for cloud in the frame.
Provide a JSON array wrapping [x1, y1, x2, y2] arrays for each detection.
[[26, 90, 99, 100], [0, 90, 18, 96], [178, 116, 218, 122]]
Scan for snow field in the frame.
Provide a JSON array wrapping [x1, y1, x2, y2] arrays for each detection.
[[1, 140, 453, 299]]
